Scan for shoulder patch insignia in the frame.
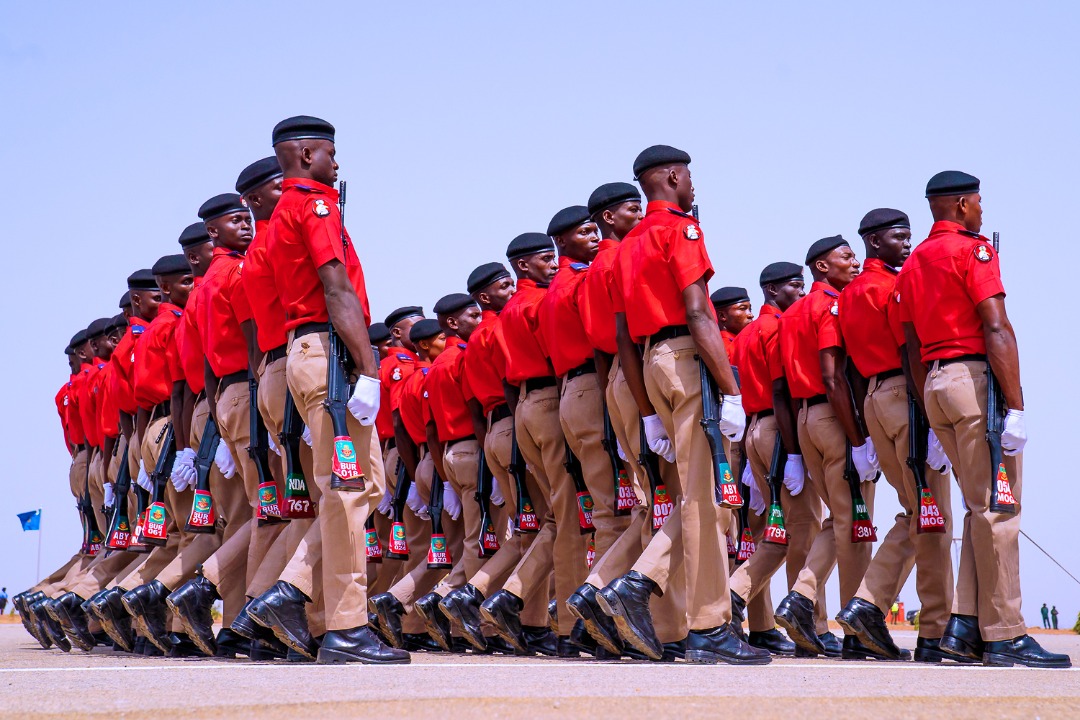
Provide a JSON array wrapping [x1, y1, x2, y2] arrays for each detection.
[[684, 224, 700, 240], [570, 262, 589, 271], [830, 301, 839, 316], [131, 326, 144, 336], [973, 244, 993, 263], [666, 207, 694, 219], [172, 310, 182, 317], [313, 199, 330, 217], [396, 353, 413, 362], [391, 367, 402, 381]]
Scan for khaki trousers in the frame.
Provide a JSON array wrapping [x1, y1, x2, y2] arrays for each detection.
[[439, 438, 485, 589], [369, 445, 403, 594], [729, 414, 828, 634], [856, 374, 954, 638], [88, 449, 107, 534], [792, 402, 875, 609], [924, 359, 1023, 641], [509, 383, 585, 632], [635, 336, 731, 631]]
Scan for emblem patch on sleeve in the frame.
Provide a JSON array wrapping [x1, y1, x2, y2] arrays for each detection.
[[830, 301, 839, 316], [684, 224, 700, 240], [974, 244, 992, 262], [313, 199, 330, 217]]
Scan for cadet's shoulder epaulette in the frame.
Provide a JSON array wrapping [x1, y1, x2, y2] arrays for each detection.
[[131, 325, 144, 336], [172, 309, 182, 317], [457, 343, 467, 350], [823, 289, 839, 298], [396, 353, 414, 362], [666, 207, 694, 219], [570, 262, 589, 272], [958, 229, 981, 238]]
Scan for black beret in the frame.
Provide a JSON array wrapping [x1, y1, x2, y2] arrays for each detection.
[[118, 291, 131, 309], [858, 208, 910, 237], [69, 329, 89, 349], [467, 262, 511, 294], [236, 156, 283, 195], [384, 306, 424, 328], [588, 182, 641, 216], [759, 262, 804, 287], [127, 269, 157, 291], [178, 221, 211, 249], [633, 145, 691, 180], [433, 293, 477, 316], [925, 170, 980, 198], [805, 235, 850, 266], [272, 115, 335, 146], [409, 318, 443, 343], [368, 322, 391, 344], [710, 287, 750, 308], [109, 314, 129, 332], [198, 193, 247, 222], [63, 343, 73, 355], [506, 232, 554, 260], [86, 317, 113, 339], [547, 205, 592, 237], [152, 253, 190, 277]]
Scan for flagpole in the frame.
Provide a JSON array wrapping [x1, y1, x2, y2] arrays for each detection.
[[36, 509, 42, 582]]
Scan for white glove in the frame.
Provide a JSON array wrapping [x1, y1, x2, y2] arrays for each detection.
[[103, 482, 115, 508], [748, 475, 766, 516], [266, 432, 281, 457], [616, 439, 628, 462], [1001, 409, 1027, 456], [926, 430, 952, 473], [301, 425, 313, 447], [347, 375, 381, 426], [376, 488, 392, 516], [740, 461, 754, 487], [136, 461, 153, 492], [490, 478, 505, 507], [172, 448, 197, 490], [214, 441, 237, 479], [442, 481, 462, 521], [719, 394, 746, 442], [783, 454, 805, 496], [643, 414, 675, 463], [852, 439, 880, 482], [406, 482, 429, 519]]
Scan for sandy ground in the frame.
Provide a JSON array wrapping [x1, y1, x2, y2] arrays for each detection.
[[1, 624, 1078, 719]]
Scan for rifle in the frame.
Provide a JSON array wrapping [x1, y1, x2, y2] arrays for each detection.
[[185, 414, 221, 533], [104, 452, 132, 550], [564, 442, 595, 535], [762, 434, 788, 545], [279, 390, 315, 519], [986, 231, 1017, 514], [426, 467, 452, 569], [476, 449, 500, 557], [602, 406, 635, 517], [509, 426, 539, 533], [846, 442, 877, 543], [386, 460, 410, 560], [906, 393, 947, 534], [248, 378, 286, 525], [142, 422, 176, 547], [80, 451, 104, 556], [326, 179, 367, 492], [365, 515, 383, 563], [639, 418, 671, 534], [735, 451, 755, 563], [699, 360, 743, 508], [128, 477, 152, 554]]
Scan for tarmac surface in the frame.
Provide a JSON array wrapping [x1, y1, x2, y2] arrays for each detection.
[[1, 624, 1078, 719]]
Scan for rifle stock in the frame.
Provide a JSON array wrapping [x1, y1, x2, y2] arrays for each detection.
[[476, 449, 500, 557], [279, 390, 315, 518], [386, 460, 410, 560], [906, 393, 947, 534], [510, 426, 539, 533], [639, 418, 671, 534], [105, 452, 132, 550], [365, 515, 383, 563], [564, 442, 595, 535], [986, 231, 1017, 514], [602, 406, 635, 516], [142, 422, 175, 547], [763, 433, 788, 545], [248, 379, 286, 525], [846, 442, 877, 543], [426, 467, 452, 569], [185, 414, 220, 533], [735, 452, 755, 563], [698, 359, 742, 508]]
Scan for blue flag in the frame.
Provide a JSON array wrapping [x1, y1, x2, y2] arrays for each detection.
[[17, 510, 41, 531]]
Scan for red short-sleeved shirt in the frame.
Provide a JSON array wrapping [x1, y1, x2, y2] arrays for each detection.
[[612, 200, 715, 339], [109, 318, 149, 415], [580, 238, 621, 355], [539, 256, 594, 377], [839, 258, 903, 378], [897, 221, 1006, 363], [177, 278, 205, 394], [96, 363, 120, 439], [462, 309, 508, 414], [77, 360, 105, 448], [732, 305, 781, 415], [426, 341, 472, 442], [199, 248, 251, 378], [379, 348, 419, 439], [58, 376, 83, 447], [397, 362, 432, 445], [721, 329, 737, 362], [243, 219, 289, 353], [134, 302, 184, 409], [56, 381, 70, 450], [779, 281, 844, 399], [497, 278, 554, 384], [265, 178, 371, 331]]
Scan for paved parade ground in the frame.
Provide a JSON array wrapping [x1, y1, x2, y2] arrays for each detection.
[[1, 624, 1077, 719]]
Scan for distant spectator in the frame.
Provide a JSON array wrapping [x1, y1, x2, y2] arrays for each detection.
[[1042, 603, 1051, 629], [0, 587, 7, 615], [1051, 606, 1059, 630], [890, 601, 900, 625]]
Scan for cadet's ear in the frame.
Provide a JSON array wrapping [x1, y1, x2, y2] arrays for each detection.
[[814, 258, 829, 276], [299, 145, 314, 169], [205, 222, 219, 240], [446, 315, 460, 331], [601, 208, 616, 229]]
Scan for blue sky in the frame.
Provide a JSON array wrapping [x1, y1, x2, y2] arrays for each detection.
[[0, 1, 1076, 627]]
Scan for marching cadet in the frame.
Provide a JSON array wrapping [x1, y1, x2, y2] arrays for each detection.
[[834, 208, 957, 662], [897, 172, 1069, 668], [711, 287, 754, 358], [772, 235, 877, 658], [248, 115, 406, 664], [370, 322, 392, 357], [600, 145, 767, 665], [479, 232, 565, 657]]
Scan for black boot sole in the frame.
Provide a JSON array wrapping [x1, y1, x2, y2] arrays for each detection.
[[774, 609, 824, 657], [595, 591, 662, 661], [685, 648, 772, 665], [366, 598, 405, 650], [938, 636, 983, 662], [478, 605, 527, 655], [983, 652, 1072, 669], [164, 595, 217, 657], [248, 600, 316, 660], [914, 646, 981, 664], [438, 601, 487, 652], [315, 645, 412, 664], [836, 613, 901, 660], [566, 596, 622, 656], [413, 600, 452, 652]]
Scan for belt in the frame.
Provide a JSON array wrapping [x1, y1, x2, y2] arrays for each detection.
[[524, 376, 557, 394], [73, 443, 86, 452], [939, 353, 988, 367], [218, 370, 248, 392], [448, 435, 476, 448], [753, 409, 774, 419], [490, 403, 512, 423], [648, 325, 691, 345], [265, 344, 287, 363], [152, 400, 171, 418], [294, 321, 330, 339], [874, 368, 904, 383], [804, 394, 829, 407], [566, 359, 596, 380]]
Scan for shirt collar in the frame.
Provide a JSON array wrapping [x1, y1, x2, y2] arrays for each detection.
[[761, 303, 781, 316], [929, 220, 972, 237], [516, 277, 537, 291], [811, 280, 840, 298], [283, 177, 338, 202], [598, 238, 619, 252], [645, 200, 685, 215], [862, 257, 898, 275], [157, 301, 182, 317]]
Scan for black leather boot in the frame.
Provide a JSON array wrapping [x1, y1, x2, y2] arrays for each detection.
[[414, 592, 452, 651], [164, 575, 219, 656], [367, 593, 407, 649], [836, 597, 901, 659], [248, 581, 317, 660], [88, 587, 134, 652], [748, 628, 796, 656], [686, 624, 772, 665], [316, 625, 412, 664], [774, 591, 824, 656], [122, 582, 172, 653], [566, 583, 622, 656], [439, 584, 486, 651], [596, 572, 662, 661], [939, 614, 984, 661], [479, 590, 527, 654], [913, 636, 980, 664], [52, 592, 96, 652], [983, 635, 1072, 668]]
